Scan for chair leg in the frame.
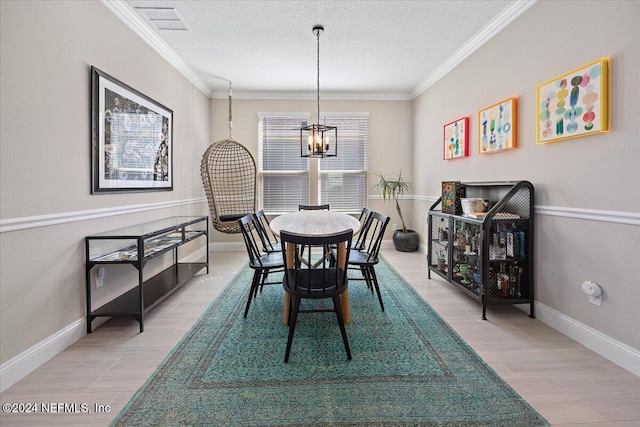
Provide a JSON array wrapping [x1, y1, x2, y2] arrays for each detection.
[[332, 295, 352, 361], [284, 296, 300, 363], [369, 266, 385, 312], [244, 270, 261, 318], [258, 270, 269, 294], [362, 266, 374, 292]]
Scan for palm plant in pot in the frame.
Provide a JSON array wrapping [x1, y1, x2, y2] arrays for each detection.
[[374, 171, 419, 252]]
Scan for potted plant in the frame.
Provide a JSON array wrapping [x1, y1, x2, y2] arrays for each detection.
[[374, 171, 419, 252]]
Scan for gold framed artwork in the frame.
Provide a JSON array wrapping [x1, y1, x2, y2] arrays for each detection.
[[536, 57, 609, 144], [478, 97, 517, 154]]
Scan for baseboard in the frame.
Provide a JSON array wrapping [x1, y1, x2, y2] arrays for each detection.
[[0, 318, 86, 392], [4, 251, 637, 394], [529, 302, 640, 377]]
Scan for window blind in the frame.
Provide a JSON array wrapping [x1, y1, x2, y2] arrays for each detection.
[[319, 114, 368, 213], [258, 112, 368, 215], [258, 114, 309, 213]]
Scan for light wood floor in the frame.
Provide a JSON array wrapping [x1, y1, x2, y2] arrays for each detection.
[[1, 249, 639, 426]]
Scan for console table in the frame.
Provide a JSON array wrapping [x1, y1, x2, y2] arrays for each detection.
[[85, 216, 209, 333]]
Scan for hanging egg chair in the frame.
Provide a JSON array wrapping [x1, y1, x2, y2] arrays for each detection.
[[200, 82, 256, 234]]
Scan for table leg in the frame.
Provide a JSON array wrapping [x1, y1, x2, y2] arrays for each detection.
[[341, 289, 351, 324]]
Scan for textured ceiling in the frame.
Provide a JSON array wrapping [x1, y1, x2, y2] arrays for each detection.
[[120, 0, 521, 98]]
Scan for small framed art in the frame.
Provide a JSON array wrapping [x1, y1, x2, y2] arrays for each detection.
[[441, 181, 462, 214], [536, 57, 609, 144], [443, 117, 469, 160], [91, 66, 173, 193], [478, 97, 517, 154]]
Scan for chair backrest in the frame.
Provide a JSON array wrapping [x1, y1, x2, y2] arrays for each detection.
[[280, 229, 352, 295], [298, 204, 330, 211], [357, 211, 390, 262], [237, 213, 264, 266], [253, 209, 279, 252], [200, 139, 256, 234]]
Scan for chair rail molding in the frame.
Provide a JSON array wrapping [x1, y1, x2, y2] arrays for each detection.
[[0, 198, 207, 233]]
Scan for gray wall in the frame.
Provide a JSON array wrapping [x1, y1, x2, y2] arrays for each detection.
[[0, 1, 210, 364], [411, 0, 640, 349]]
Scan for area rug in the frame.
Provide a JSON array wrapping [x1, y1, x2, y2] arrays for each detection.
[[111, 257, 548, 426]]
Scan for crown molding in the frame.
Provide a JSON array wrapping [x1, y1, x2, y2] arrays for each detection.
[[99, 0, 209, 96], [102, 0, 536, 101], [211, 90, 414, 101], [412, 0, 537, 98]]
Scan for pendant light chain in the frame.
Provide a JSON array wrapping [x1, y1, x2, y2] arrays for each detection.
[[316, 27, 320, 125], [228, 81, 233, 139]]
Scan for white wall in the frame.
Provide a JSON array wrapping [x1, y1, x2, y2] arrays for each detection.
[[412, 0, 640, 351], [0, 0, 210, 367]]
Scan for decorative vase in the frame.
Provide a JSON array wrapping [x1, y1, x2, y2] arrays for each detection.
[[393, 229, 419, 252], [437, 258, 446, 272]]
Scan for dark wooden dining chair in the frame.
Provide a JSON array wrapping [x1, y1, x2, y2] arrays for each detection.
[[298, 204, 330, 211], [346, 211, 390, 311], [253, 209, 281, 253], [280, 229, 353, 363], [237, 214, 284, 318], [352, 207, 372, 250]]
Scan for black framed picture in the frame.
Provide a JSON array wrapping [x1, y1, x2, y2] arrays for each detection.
[[91, 66, 173, 193]]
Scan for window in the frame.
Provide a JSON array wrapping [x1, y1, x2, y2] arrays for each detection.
[[258, 114, 309, 213], [258, 112, 368, 214], [319, 113, 368, 212]]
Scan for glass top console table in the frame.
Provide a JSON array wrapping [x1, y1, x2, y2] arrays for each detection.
[[85, 216, 209, 333]]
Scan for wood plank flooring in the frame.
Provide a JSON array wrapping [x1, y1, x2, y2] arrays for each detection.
[[1, 249, 638, 426]]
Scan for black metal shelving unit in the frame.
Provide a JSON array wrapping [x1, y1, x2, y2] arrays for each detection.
[[427, 181, 534, 320], [85, 216, 209, 333]]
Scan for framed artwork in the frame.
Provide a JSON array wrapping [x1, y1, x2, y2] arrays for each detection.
[[478, 97, 517, 154], [443, 117, 469, 160], [536, 57, 609, 144], [441, 181, 462, 214], [91, 66, 173, 193]]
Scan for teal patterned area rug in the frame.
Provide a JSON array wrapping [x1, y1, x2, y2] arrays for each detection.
[[111, 257, 548, 426]]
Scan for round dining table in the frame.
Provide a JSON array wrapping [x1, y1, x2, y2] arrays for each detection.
[[270, 210, 361, 325], [270, 210, 361, 237]]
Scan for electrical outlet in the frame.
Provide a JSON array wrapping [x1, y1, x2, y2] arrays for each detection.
[[392, 223, 398, 231], [96, 267, 106, 288]]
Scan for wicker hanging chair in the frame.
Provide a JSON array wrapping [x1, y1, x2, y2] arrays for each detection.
[[200, 82, 256, 234]]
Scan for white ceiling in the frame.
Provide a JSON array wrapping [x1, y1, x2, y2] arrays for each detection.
[[112, 0, 535, 99]]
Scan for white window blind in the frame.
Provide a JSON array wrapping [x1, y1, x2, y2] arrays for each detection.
[[258, 112, 368, 214], [319, 114, 368, 213], [258, 114, 309, 213]]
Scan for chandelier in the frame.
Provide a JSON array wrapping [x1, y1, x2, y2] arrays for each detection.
[[300, 25, 337, 158]]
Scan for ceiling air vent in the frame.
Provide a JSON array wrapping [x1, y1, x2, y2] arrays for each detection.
[[135, 7, 188, 31]]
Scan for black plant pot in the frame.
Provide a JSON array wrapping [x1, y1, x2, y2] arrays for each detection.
[[393, 229, 419, 252]]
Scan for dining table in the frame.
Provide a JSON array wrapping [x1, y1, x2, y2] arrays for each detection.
[[269, 210, 361, 325]]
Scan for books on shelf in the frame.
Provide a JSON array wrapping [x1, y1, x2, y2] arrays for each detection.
[[463, 212, 487, 219], [493, 212, 520, 219], [463, 212, 520, 219]]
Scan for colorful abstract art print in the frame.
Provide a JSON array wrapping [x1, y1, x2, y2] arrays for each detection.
[[478, 97, 517, 154], [536, 58, 609, 144], [443, 117, 469, 160]]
